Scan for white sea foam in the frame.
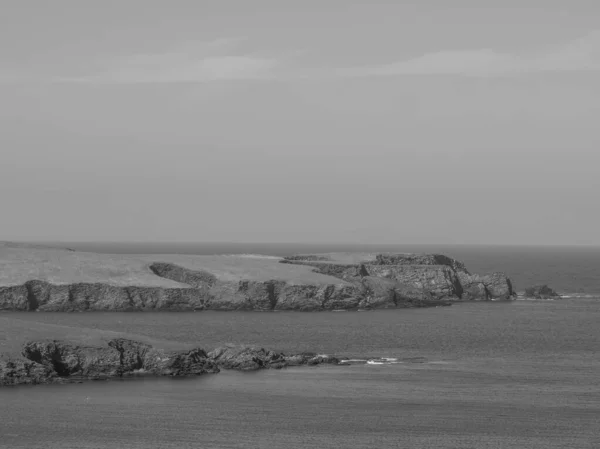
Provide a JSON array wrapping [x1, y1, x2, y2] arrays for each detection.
[[365, 358, 405, 365]]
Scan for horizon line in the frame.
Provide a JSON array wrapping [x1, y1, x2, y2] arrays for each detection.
[[11, 240, 600, 249]]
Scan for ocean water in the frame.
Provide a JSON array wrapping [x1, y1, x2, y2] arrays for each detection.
[[2, 243, 600, 448]]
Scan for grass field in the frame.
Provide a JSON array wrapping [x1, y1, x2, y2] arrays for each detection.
[[0, 242, 345, 287]]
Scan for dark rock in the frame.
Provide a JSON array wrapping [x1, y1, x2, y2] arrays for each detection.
[[8, 338, 219, 385], [357, 277, 444, 308], [207, 345, 286, 370], [22, 340, 121, 377], [207, 345, 339, 371], [282, 253, 515, 303], [143, 347, 219, 376], [0, 357, 56, 386], [458, 272, 515, 300], [524, 285, 560, 299], [3, 338, 339, 387]]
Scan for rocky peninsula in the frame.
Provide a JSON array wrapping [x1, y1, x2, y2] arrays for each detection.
[[0, 242, 515, 312]]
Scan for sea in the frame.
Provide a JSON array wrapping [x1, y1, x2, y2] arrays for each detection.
[[1, 243, 599, 449]]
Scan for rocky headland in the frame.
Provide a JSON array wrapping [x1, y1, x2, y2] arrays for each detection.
[[0, 242, 515, 312]]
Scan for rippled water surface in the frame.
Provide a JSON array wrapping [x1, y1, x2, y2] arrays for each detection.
[[3, 299, 600, 448], [2, 360, 600, 449]]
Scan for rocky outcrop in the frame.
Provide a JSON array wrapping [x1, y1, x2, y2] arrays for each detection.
[[282, 253, 515, 302], [207, 345, 339, 371], [17, 339, 219, 381], [0, 339, 339, 387], [0, 358, 56, 386], [458, 272, 515, 300], [523, 285, 560, 299]]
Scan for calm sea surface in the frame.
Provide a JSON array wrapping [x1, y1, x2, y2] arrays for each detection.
[[2, 243, 599, 448]]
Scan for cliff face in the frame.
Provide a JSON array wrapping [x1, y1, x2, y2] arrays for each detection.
[[0, 248, 514, 312], [0, 339, 339, 386], [281, 253, 514, 302]]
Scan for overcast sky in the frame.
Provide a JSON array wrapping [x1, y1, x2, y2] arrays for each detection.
[[1, 0, 599, 245]]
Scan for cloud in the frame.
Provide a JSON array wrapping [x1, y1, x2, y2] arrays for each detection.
[[60, 38, 279, 84], [331, 29, 600, 78], [3, 30, 600, 85]]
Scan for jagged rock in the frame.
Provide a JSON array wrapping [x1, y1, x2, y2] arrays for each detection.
[[357, 276, 447, 308], [1, 339, 342, 386], [22, 340, 122, 377], [0, 357, 56, 386], [143, 347, 218, 376], [372, 253, 469, 274], [457, 272, 515, 300], [207, 345, 339, 371], [524, 285, 560, 299], [282, 253, 515, 302], [208, 346, 286, 370], [16, 339, 219, 383], [365, 264, 462, 299]]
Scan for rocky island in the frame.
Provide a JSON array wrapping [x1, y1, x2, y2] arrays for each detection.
[[0, 242, 514, 312]]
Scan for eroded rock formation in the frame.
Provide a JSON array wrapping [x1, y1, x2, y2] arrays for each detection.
[[0, 339, 339, 386], [208, 345, 339, 371], [282, 253, 514, 302]]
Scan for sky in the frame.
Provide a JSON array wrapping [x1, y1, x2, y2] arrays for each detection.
[[1, 0, 599, 245]]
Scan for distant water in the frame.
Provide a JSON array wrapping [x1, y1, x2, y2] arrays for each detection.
[[3, 242, 600, 448], [40, 241, 600, 294]]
